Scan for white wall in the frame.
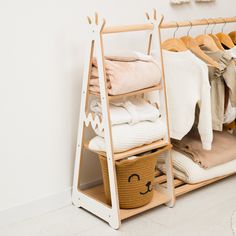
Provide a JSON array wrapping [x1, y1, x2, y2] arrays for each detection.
[[0, 0, 235, 217]]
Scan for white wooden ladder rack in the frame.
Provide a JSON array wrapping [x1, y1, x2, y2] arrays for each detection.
[[72, 10, 175, 229]]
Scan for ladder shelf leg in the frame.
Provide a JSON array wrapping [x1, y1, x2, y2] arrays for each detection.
[[96, 29, 121, 230], [72, 36, 95, 206]]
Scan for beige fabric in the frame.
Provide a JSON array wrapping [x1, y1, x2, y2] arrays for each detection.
[[172, 128, 236, 169], [157, 150, 236, 184], [90, 75, 112, 88], [203, 50, 236, 131], [89, 55, 162, 95]]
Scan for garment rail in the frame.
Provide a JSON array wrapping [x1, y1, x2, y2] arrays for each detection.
[[160, 17, 236, 29]]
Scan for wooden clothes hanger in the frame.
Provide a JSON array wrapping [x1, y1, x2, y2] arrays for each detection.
[[208, 19, 225, 50], [162, 22, 188, 52], [229, 31, 236, 44], [195, 19, 220, 52], [181, 21, 219, 68], [216, 19, 235, 49]]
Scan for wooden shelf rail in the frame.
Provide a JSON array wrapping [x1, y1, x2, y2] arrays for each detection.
[[160, 17, 236, 29], [101, 17, 236, 35]]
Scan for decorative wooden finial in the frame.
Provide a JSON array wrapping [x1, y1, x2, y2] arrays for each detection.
[[86, 12, 106, 32]]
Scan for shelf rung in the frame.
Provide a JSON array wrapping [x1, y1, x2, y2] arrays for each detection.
[[161, 178, 184, 188], [114, 141, 171, 160], [89, 84, 162, 101], [84, 141, 171, 161]]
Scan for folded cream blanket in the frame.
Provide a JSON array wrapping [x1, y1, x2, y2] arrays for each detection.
[[89, 119, 167, 153], [90, 97, 161, 125], [157, 150, 236, 184], [90, 99, 131, 125], [172, 129, 236, 169], [90, 54, 161, 95]]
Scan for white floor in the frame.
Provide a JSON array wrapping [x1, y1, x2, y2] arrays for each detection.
[[1, 175, 236, 236]]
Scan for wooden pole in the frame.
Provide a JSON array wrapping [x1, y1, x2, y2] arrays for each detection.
[[102, 23, 154, 34], [160, 17, 236, 29]]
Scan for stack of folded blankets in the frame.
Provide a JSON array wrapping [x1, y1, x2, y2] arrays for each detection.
[[89, 54, 162, 95], [157, 128, 236, 184], [88, 96, 167, 153]]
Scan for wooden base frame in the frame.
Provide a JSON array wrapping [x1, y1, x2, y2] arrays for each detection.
[[156, 171, 235, 198]]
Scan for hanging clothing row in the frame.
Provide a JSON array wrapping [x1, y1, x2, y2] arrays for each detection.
[[156, 17, 236, 184]]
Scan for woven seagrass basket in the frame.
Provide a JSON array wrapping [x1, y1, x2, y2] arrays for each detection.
[[99, 151, 157, 209]]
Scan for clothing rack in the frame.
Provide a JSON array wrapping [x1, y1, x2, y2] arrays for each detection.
[[72, 10, 175, 229], [101, 16, 236, 34], [157, 15, 236, 197], [160, 17, 236, 29], [72, 11, 236, 229]]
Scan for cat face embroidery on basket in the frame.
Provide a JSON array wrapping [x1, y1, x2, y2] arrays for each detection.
[[128, 173, 153, 195], [99, 154, 157, 208]]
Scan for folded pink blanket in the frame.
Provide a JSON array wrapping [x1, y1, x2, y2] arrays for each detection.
[[89, 55, 162, 95]]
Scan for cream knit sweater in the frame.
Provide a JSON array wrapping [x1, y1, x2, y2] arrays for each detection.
[[147, 50, 213, 150]]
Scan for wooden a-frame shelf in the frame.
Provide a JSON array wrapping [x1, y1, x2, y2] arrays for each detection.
[[72, 11, 236, 230], [72, 10, 175, 229]]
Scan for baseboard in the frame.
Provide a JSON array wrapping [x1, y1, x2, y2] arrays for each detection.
[[0, 188, 72, 228], [0, 179, 103, 228]]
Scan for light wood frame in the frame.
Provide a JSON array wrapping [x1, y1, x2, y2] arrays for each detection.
[[72, 11, 236, 230], [160, 17, 236, 29]]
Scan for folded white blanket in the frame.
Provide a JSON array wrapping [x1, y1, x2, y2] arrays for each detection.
[[157, 150, 236, 184], [90, 97, 160, 126], [90, 99, 131, 125], [89, 120, 167, 153]]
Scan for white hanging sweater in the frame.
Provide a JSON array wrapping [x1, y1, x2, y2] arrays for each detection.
[[148, 50, 213, 150]]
